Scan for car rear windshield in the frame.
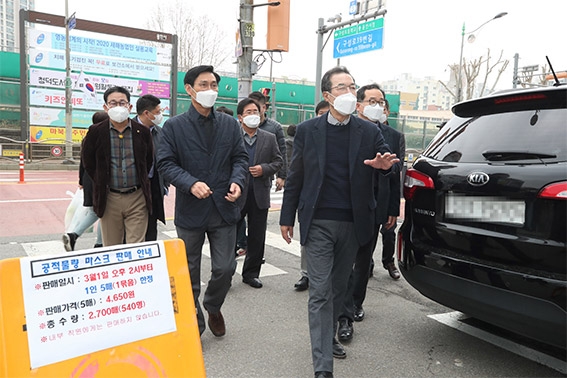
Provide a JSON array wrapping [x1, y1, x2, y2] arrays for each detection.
[[424, 108, 567, 163]]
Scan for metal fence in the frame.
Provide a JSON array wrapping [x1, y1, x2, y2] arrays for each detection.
[[0, 113, 443, 165]]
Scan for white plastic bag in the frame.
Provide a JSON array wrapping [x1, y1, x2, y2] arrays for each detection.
[[64, 188, 84, 233]]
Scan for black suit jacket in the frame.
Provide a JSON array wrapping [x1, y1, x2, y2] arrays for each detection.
[[135, 117, 168, 224], [376, 122, 406, 224], [81, 118, 153, 218], [280, 114, 391, 246]]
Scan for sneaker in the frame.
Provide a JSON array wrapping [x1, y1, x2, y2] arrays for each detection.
[[62, 233, 78, 252]]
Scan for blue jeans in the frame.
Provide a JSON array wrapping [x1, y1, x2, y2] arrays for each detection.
[[71, 206, 102, 245]]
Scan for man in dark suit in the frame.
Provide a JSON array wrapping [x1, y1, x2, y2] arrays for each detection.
[[156, 65, 248, 338], [135, 94, 168, 241], [82, 86, 153, 246], [338, 85, 406, 344], [236, 98, 283, 288], [279, 66, 399, 378]]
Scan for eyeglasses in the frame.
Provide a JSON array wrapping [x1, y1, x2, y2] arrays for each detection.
[[330, 84, 357, 93], [243, 110, 259, 116], [106, 100, 130, 108], [363, 99, 386, 107]]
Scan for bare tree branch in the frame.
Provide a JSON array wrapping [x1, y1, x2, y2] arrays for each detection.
[[146, 0, 232, 72]]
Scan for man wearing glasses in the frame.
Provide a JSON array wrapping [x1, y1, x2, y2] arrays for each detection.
[[156, 65, 248, 338], [280, 67, 399, 378], [338, 84, 406, 345], [82, 86, 154, 247]]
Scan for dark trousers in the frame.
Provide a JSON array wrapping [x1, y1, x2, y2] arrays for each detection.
[[305, 219, 359, 373], [237, 194, 268, 280], [145, 207, 159, 241], [176, 206, 237, 335], [145, 174, 163, 241], [235, 217, 247, 250], [380, 223, 396, 266], [341, 223, 397, 321]]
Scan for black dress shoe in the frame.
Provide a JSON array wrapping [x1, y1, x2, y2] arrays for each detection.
[[385, 262, 401, 280], [243, 277, 263, 288], [294, 276, 309, 291], [338, 318, 353, 342], [353, 306, 365, 322], [207, 310, 226, 337], [314, 371, 334, 378], [332, 338, 346, 359]]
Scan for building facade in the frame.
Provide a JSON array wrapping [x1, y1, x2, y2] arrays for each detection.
[[381, 73, 455, 111], [0, 0, 34, 52]]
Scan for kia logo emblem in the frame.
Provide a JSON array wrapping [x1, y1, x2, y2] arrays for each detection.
[[467, 172, 489, 186]]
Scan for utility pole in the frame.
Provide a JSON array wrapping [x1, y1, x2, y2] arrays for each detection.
[[512, 53, 519, 88], [238, 0, 254, 101], [63, 0, 75, 163]]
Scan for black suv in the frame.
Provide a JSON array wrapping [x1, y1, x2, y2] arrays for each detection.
[[398, 85, 566, 349]]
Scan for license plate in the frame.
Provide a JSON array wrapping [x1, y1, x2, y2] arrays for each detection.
[[445, 194, 525, 225]]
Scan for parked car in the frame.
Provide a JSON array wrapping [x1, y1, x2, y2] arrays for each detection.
[[398, 85, 566, 349]]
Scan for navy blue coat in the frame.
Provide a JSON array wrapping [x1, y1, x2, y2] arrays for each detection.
[[156, 106, 249, 229], [279, 114, 392, 246]]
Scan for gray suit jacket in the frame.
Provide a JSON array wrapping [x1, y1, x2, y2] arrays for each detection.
[[279, 115, 392, 246], [238, 128, 283, 210]]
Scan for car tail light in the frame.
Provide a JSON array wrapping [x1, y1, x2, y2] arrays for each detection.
[[403, 169, 434, 200], [537, 181, 567, 200]]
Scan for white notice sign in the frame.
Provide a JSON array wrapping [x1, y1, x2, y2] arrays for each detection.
[[20, 241, 176, 369]]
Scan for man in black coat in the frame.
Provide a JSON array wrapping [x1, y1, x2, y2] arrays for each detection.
[[338, 84, 406, 344], [279, 67, 399, 378], [156, 65, 248, 338]]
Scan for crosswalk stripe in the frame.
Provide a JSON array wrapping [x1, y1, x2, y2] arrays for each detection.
[[162, 230, 291, 280]]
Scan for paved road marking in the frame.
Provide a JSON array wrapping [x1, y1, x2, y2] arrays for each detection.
[[163, 230, 289, 280], [428, 311, 566, 374], [21, 240, 66, 257]]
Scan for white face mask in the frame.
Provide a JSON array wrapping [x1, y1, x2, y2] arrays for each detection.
[[107, 106, 130, 123], [378, 113, 388, 124], [150, 112, 164, 126], [362, 104, 384, 122], [243, 114, 261, 128], [331, 93, 357, 116], [194, 89, 218, 108]]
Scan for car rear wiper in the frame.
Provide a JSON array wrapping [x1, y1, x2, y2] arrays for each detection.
[[483, 151, 557, 161]]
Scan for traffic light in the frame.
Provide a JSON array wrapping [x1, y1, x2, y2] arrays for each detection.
[[260, 88, 271, 109], [267, 0, 290, 52]]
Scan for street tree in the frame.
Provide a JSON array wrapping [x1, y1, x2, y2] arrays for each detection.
[[146, 0, 232, 71], [443, 49, 509, 101]]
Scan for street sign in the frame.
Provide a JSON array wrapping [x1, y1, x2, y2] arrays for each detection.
[[333, 17, 384, 59], [50, 146, 63, 157], [349, 0, 358, 15], [67, 12, 76, 30]]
